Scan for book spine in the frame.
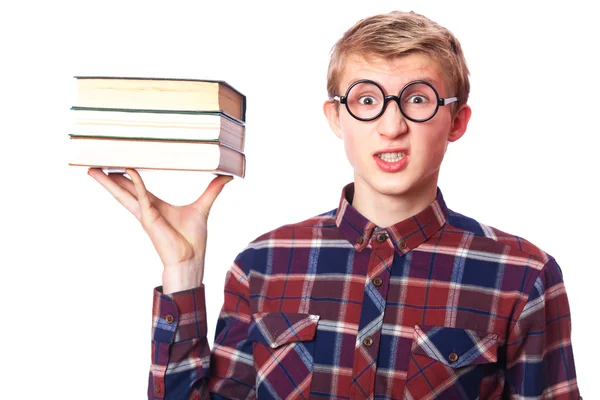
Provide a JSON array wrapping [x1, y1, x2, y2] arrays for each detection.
[[240, 94, 247, 123]]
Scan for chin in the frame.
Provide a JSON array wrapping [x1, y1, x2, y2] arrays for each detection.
[[366, 177, 416, 197]]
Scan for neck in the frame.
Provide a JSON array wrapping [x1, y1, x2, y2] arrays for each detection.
[[352, 175, 439, 228]]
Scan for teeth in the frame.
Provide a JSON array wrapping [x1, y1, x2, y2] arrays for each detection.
[[378, 152, 405, 162]]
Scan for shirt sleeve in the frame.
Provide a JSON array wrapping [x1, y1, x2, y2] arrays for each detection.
[[505, 257, 582, 399], [148, 261, 256, 400]]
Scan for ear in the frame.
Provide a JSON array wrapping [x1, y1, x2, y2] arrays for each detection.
[[448, 104, 472, 142], [323, 100, 343, 140]]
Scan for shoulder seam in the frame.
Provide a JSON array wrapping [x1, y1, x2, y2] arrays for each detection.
[[443, 217, 548, 265]]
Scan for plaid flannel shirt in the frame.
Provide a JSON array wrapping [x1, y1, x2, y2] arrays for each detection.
[[149, 184, 581, 399]]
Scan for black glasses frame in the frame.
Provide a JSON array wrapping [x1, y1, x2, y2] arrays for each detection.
[[333, 79, 458, 123]]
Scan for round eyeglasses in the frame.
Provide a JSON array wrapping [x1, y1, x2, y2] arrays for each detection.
[[333, 80, 458, 123]]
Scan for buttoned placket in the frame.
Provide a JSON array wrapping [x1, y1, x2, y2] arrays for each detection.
[[350, 230, 395, 398]]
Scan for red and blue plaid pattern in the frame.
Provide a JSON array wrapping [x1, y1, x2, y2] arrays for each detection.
[[149, 184, 580, 399]]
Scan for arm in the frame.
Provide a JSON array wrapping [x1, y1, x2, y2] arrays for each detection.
[[149, 261, 255, 400], [150, 286, 211, 400], [505, 258, 581, 399], [87, 168, 237, 398]]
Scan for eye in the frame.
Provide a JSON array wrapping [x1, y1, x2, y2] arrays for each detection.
[[406, 95, 428, 104], [358, 96, 378, 106]]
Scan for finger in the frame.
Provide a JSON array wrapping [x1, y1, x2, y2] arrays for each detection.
[[108, 173, 170, 214], [126, 168, 162, 227], [103, 173, 136, 196], [191, 174, 234, 216], [88, 168, 141, 219], [124, 169, 190, 262]]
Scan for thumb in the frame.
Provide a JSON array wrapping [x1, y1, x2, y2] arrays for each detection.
[[192, 174, 234, 216]]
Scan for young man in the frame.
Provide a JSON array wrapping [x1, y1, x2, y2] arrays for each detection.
[[89, 10, 580, 400]]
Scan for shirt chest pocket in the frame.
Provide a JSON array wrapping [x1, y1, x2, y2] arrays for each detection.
[[248, 312, 320, 399], [405, 325, 499, 400]]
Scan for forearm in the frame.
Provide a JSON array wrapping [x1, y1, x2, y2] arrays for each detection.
[[151, 257, 257, 399], [149, 286, 211, 399]]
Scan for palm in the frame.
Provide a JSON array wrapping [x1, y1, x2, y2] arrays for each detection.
[[153, 202, 210, 265]]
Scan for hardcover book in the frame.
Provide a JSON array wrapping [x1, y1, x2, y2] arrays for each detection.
[[73, 77, 246, 123], [71, 107, 245, 153], [68, 137, 245, 177]]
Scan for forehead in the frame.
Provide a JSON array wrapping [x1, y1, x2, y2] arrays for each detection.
[[339, 53, 449, 94]]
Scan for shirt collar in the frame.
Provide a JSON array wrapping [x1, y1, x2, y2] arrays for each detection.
[[335, 183, 449, 254]]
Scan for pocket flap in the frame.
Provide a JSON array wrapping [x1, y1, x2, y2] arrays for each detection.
[[412, 325, 498, 368], [249, 312, 320, 349]]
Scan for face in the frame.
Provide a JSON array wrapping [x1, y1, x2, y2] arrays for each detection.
[[324, 53, 471, 201]]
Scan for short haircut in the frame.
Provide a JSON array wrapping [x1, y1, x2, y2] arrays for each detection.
[[327, 11, 470, 108]]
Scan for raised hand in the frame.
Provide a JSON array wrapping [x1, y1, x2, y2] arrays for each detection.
[[88, 168, 233, 293]]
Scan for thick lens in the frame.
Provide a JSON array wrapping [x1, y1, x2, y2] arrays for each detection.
[[400, 82, 438, 121], [346, 82, 385, 120]]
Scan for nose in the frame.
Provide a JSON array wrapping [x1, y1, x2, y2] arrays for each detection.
[[377, 99, 408, 139]]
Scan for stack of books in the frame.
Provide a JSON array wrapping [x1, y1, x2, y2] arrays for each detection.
[[68, 77, 247, 177]]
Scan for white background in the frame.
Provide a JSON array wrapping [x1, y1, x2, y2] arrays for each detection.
[[1, 0, 598, 398]]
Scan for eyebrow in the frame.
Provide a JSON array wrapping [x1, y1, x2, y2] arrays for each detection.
[[344, 77, 443, 93]]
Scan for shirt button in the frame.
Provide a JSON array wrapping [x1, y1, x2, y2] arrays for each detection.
[[357, 237, 364, 245], [448, 352, 459, 363], [376, 233, 387, 243], [399, 240, 407, 249], [373, 277, 383, 287], [165, 315, 174, 324], [363, 337, 374, 347]]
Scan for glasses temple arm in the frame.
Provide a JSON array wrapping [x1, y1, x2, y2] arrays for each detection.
[[440, 97, 458, 106]]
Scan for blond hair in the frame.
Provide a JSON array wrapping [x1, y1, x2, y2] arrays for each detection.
[[327, 11, 470, 108]]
